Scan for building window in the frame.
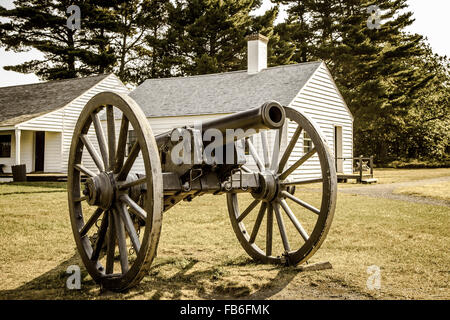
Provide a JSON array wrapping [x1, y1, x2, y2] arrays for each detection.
[[303, 132, 313, 154], [127, 130, 137, 156], [0, 135, 11, 158]]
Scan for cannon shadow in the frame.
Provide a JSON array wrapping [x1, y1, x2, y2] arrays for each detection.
[[0, 253, 299, 300], [122, 258, 299, 300]]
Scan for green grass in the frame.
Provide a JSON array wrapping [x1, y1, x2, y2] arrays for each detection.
[[0, 179, 449, 300]]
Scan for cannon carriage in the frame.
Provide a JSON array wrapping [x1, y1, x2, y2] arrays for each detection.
[[68, 91, 337, 291]]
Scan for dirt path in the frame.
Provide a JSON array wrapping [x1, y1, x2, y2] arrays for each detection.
[[339, 176, 450, 207]]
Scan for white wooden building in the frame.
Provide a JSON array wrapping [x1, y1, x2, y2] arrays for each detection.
[[0, 74, 128, 174], [127, 34, 354, 178], [0, 35, 353, 179]]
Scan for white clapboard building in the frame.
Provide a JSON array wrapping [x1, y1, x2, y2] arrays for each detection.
[[0, 35, 353, 179], [0, 74, 128, 174], [126, 34, 354, 178]]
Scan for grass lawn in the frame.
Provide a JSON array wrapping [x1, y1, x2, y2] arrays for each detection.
[[373, 168, 450, 184], [0, 178, 449, 300], [393, 181, 450, 201]]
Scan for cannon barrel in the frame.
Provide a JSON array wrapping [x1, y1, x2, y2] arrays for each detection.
[[155, 101, 286, 147], [200, 101, 285, 134]]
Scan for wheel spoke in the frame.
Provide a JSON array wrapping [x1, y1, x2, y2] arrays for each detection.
[[74, 196, 87, 202], [224, 106, 337, 266], [249, 202, 267, 243], [80, 207, 104, 237], [117, 202, 141, 253], [91, 112, 109, 170], [247, 139, 264, 172], [120, 194, 147, 221], [112, 208, 129, 274], [118, 177, 147, 190], [90, 211, 109, 261], [115, 117, 129, 173], [237, 199, 260, 222], [280, 147, 317, 180], [270, 126, 283, 172], [80, 134, 105, 172], [106, 210, 116, 274], [106, 105, 116, 170], [240, 165, 252, 173], [278, 125, 302, 173], [281, 190, 320, 215], [266, 203, 273, 256], [260, 131, 270, 169], [280, 199, 309, 241], [281, 178, 323, 186], [74, 164, 96, 178], [273, 202, 291, 252], [117, 141, 140, 181]]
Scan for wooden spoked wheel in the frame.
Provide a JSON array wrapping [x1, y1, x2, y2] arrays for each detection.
[[68, 92, 163, 291], [227, 106, 337, 265]]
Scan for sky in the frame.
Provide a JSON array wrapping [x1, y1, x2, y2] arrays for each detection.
[[0, 0, 449, 87]]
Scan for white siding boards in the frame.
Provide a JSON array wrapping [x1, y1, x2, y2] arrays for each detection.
[[66, 75, 129, 174], [286, 62, 354, 178], [124, 62, 353, 177], [1, 62, 352, 177], [6, 74, 129, 174], [44, 132, 62, 172]]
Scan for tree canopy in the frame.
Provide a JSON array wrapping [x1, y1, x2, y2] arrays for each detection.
[[0, 0, 448, 164]]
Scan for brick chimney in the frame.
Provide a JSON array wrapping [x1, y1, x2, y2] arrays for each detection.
[[247, 34, 268, 74]]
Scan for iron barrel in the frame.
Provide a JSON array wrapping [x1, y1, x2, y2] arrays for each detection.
[[200, 100, 286, 134], [155, 101, 286, 148]]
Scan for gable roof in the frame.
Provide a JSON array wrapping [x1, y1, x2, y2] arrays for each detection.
[[0, 74, 110, 127], [130, 62, 323, 118]]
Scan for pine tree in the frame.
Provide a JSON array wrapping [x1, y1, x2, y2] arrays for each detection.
[[272, 0, 316, 63], [273, 0, 445, 163], [333, 0, 433, 163], [169, 0, 277, 76], [399, 42, 450, 161], [108, 0, 163, 83], [0, 0, 172, 84], [0, 0, 117, 79], [133, 0, 174, 82]]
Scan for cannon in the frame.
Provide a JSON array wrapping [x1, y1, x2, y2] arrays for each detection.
[[68, 91, 337, 291]]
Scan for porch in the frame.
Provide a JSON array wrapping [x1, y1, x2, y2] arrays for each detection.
[[0, 172, 68, 182], [336, 156, 378, 184], [0, 128, 62, 178]]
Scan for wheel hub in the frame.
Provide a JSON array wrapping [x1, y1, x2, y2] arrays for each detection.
[[83, 172, 116, 209], [252, 171, 278, 201]]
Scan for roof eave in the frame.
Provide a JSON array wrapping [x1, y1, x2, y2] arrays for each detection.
[[12, 74, 120, 128]]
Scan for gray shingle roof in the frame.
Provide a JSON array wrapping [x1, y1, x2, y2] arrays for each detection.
[[0, 74, 110, 126], [130, 62, 322, 117]]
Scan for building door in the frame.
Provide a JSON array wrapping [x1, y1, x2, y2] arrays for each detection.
[[35, 131, 45, 172], [334, 126, 343, 173]]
